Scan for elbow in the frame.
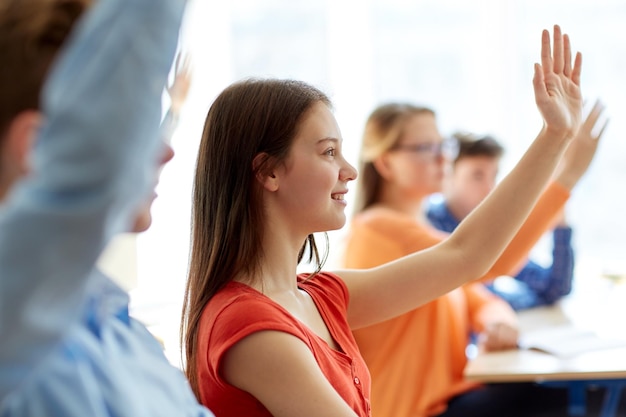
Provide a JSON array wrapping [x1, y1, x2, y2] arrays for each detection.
[[562, 285, 573, 297], [458, 252, 494, 284]]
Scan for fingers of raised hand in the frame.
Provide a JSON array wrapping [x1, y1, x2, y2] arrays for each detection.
[[541, 29, 553, 75], [168, 52, 193, 100], [179, 54, 192, 75], [582, 100, 609, 140], [563, 34, 572, 76], [532, 63, 550, 105], [596, 118, 609, 140], [541, 25, 582, 86], [572, 52, 583, 86], [552, 25, 564, 74]]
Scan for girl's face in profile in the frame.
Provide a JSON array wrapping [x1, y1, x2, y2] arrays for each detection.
[[382, 113, 446, 199], [270, 101, 357, 235]]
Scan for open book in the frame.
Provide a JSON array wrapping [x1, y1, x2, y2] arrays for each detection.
[[518, 324, 626, 358]]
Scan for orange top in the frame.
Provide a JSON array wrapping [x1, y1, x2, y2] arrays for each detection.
[[342, 181, 570, 417], [196, 272, 372, 417]]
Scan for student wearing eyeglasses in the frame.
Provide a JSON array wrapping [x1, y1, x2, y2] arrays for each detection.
[[342, 98, 603, 417]]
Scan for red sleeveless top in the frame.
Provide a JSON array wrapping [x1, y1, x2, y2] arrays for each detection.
[[196, 272, 371, 417]]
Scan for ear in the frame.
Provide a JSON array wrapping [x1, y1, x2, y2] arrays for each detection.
[[372, 153, 395, 181], [2, 111, 41, 175], [252, 152, 279, 192]]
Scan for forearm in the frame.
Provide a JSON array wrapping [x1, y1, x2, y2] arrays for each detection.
[[450, 23, 583, 282], [481, 181, 569, 281], [0, 0, 185, 395], [341, 26, 583, 329], [344, 131, 569, 327], [446, 129, 570, 281]]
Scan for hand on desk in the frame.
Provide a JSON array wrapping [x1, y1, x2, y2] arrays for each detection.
[[479, 321, 520, 352]]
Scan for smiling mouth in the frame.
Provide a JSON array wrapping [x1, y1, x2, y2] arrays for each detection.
[[331, 194, 345, 201]]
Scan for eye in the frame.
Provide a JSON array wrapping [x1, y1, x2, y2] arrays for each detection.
[[324, 147, 336, 157]]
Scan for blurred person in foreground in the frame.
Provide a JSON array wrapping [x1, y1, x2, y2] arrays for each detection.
[[0, 0, 213, 416]]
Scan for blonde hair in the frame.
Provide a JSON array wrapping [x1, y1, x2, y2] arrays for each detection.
[[353, 102, 435, 213]]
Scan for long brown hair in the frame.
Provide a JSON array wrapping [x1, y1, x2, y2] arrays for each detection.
[[181, 78, 331, 397], [353, 102, 435, 214], [0, 0, 90, 137]]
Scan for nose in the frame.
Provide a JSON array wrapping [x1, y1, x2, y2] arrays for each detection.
[[160, 142, 175, 167], [341, 158, 358, 182]]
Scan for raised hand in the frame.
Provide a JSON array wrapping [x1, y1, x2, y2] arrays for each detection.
[[533, 25, 583, 140], [166, 52, 193, 113], [554, 99, 608, 189]]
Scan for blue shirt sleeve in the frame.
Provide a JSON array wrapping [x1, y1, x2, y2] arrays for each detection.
[[0, 0, 186, 398], [513, 226, 574, 308], [484, 279, 538, 311], [426, 200, 459, 233]]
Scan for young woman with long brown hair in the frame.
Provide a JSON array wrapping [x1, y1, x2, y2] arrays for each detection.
[[182, 26, 586, 417]]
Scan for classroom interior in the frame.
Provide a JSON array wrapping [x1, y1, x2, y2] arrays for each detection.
[[98, 0, 626, 385]]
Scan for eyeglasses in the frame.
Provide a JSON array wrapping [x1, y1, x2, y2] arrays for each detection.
[[392, 138, 459, 160]]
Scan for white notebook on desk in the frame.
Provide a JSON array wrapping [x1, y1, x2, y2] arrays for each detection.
[[519, 324, 626, 358]]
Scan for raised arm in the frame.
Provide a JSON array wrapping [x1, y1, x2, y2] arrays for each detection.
[[474, 98, 607, 281], [340, 25, 584, 330], [522, 103, 607, 305], [553, 98, 607, 189], [0, 0, 185, 396], [161, 51, 193, 144]]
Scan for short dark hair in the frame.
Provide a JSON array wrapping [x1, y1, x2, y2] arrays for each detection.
[[452, 131, 504, 164], [0, 0, 90, 136]]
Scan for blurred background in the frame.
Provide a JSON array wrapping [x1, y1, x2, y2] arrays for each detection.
[[101, 0, 626, 362]]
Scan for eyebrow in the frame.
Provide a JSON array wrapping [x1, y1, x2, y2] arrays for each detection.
[[317, 137, 340, 145]]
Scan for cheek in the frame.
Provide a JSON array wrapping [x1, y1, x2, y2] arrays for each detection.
[[284, 165, 334, 207], [395, 158, 422, 178], [469, 180, 492, 201], [298, 165, 328, 189], [420, 162, 443, 183]]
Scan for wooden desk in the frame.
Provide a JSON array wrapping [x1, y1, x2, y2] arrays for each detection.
[[464, 283, 626, 417], [465, 346, 626, 383]]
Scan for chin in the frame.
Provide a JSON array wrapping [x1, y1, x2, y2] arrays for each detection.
[[328, 215, 347, 231]]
